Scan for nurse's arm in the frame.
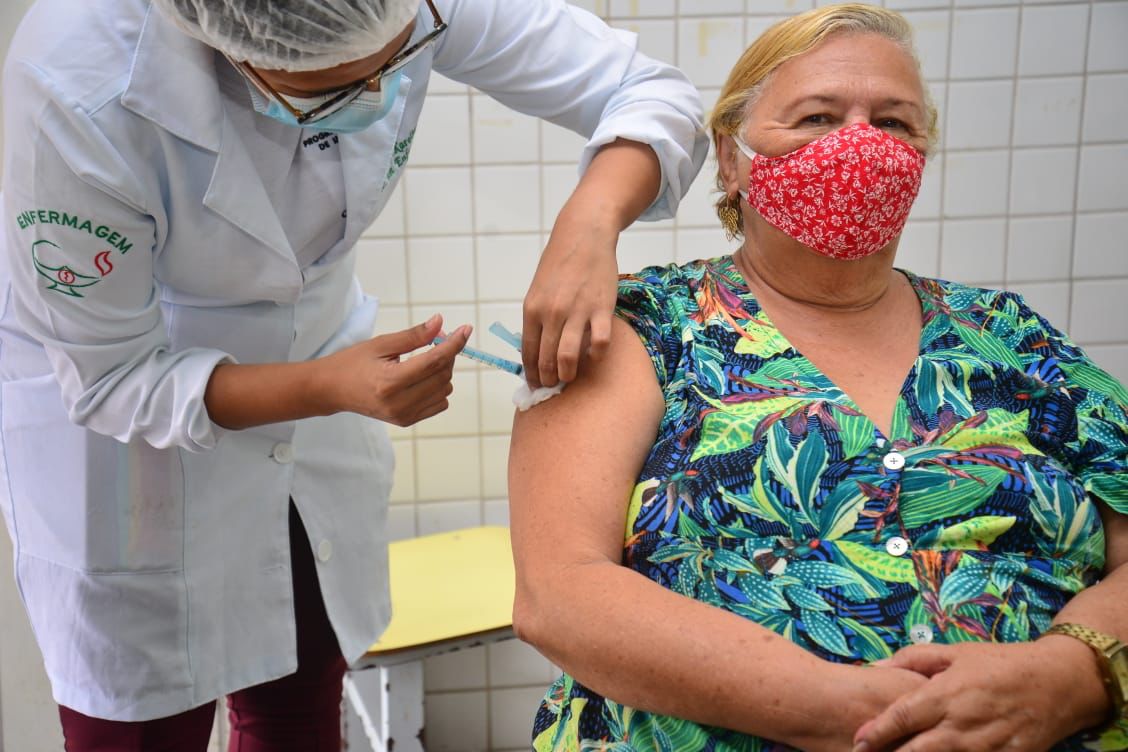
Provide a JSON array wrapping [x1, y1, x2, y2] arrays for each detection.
[[204, 316, 470, 430], [509, 317, 924, 750], [521, 138, 659, 389], [431, 0, 706, 389]]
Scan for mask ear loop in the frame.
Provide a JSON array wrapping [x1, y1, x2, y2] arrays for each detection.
[[732, 134, 760, 202], [733, 134, 759, 159]]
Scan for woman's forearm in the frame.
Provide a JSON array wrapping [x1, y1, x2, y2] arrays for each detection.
[[1042, 560, 1128, 728], [1055, 501, 1128, 639], [514, 555, 917, 748], [1053, 562, 1128, 638], [1046, 504, 1128, 716]]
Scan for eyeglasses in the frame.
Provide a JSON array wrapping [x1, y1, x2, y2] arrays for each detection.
[[234, 0, 447, 126]]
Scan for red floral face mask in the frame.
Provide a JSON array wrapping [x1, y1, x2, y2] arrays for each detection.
[[736, 122, 925, 261]]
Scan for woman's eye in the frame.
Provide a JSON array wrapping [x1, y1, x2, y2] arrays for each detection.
[[801, 114, 830, 125], [876, 118, 908, 130]]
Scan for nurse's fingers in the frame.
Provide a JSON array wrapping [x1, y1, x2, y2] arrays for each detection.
[[409, 397, 453, 424], [520, 319, 547, 390], [370, 355, 460, 427], [554, 317, 590, 384], [371, 314, 445, 359], [586, 308, 613, 362], [534, 321, 562, 389], [398, 324, 472, 379], [331, 321, 468, 426], [385, 370, 457, 426]]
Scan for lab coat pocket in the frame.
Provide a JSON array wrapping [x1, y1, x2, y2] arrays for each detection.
[[18, 554, 194, 713], [1, 374, 186, 573]]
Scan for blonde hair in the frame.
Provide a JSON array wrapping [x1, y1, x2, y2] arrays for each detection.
[[709, 4, 939, 234]]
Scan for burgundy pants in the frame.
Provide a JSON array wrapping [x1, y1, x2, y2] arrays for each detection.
[[58, 505, 348, 752]]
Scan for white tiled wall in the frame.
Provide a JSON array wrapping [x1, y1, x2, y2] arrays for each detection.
[[354, 1, 1128, 749]]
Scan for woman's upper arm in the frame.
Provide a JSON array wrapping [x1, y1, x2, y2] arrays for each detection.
[[509, 316, 665, 578]]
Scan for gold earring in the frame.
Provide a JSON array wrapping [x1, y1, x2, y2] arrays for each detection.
[[718, 195, 743, 241]]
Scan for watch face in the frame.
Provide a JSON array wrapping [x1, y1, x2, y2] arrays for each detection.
[[1109, 648, 1128, 706]]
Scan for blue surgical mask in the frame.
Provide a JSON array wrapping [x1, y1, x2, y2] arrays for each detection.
[[245, 71, 404, 134]]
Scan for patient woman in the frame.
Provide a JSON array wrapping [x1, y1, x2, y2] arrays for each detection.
[[509, 5, 1128, 751]]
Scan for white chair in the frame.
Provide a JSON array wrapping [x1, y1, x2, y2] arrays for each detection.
[[343, 526, 516, 751]]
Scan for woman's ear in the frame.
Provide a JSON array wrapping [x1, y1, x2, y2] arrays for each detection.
[[715, 133, 745, 198]]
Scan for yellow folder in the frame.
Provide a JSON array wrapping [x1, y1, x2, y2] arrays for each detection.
[[367, 526, 515, 654]]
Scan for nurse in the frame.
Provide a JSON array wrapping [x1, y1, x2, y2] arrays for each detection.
[[0, 0, 707, 748]]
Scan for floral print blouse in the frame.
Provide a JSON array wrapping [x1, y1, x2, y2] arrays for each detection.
[[531, 256, 1128, 751]]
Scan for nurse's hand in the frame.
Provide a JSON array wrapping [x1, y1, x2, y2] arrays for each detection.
[[522, 220, 618, 389], [319, 314, 472, 427], [522, 139, 661, 388], [205, 316, 471, 431]]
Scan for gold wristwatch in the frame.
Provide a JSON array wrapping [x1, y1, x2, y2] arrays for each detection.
[[1042, 623, 1128, 724]]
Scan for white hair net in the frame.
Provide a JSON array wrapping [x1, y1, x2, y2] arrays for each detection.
[[153, 0, 423, 72]]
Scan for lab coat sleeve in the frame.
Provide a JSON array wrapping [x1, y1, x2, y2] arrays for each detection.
[[431, 0, 708, 221], [1, 61, 234, 451]]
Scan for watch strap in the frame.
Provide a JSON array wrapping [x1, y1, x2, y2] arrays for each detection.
[[1042, 623, 1126, 724]]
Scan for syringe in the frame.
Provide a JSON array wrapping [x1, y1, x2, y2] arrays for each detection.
[[432, 337, 524, 376]]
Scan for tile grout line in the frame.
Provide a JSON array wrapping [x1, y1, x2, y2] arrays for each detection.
[[398, 129, 422, 538], [934, 0, 955, 277], [465, 89, 488, 526], [1065, 2, 1096, 334], [1001, 0, 1023, 288]]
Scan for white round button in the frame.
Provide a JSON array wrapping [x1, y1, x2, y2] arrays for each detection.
[[908, 623, 934, 645], [270, 442, 294, 464], [317, 539, 333, 563], [883, 451, 906, 471], [885, 536, 910, 557]]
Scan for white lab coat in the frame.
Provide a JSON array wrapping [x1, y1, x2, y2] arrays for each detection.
[[0, 0, 707, 721]]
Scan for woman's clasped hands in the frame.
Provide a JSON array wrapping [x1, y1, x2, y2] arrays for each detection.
[[851, 641, 1111, 752]]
